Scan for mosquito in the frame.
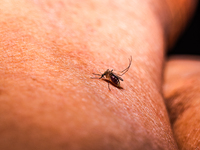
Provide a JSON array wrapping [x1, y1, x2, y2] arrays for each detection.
[[91, 56, 132, 90]]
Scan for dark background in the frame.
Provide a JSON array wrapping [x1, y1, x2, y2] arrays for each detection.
[[168, 3, 200, 56]]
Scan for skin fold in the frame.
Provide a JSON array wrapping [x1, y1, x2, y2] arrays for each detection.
[[0, 0, 198, 149], [163, 56, 200, 150]]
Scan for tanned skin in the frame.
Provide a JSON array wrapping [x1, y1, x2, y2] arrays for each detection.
[[0, 0, 199, 149]]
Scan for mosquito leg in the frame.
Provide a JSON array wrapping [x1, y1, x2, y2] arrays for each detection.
[[118, 56, 132, 76], [108, 82, 111, 91], [112, 56, 132, 76]]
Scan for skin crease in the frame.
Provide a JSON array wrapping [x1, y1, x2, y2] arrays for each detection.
[[163, 57, 200, 150], [0, 0, 198, 149]]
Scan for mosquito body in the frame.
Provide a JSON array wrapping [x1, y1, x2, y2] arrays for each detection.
[[92, 56, 132, 90]]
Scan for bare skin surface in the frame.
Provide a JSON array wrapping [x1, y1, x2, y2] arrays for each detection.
[[163, 56, 200, 150], [0, 0, 197, 149]]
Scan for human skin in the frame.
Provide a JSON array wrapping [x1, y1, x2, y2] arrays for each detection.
[[0, 0, 197, 149], [163, 56, 200, 150]]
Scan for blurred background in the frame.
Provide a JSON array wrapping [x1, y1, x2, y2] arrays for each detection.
[[167, 2, 200, 56]]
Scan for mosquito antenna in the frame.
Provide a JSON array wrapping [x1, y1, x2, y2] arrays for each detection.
[[92, 68, 103, 76], [92, 73, 101, 76], [98, 68, 102, 74]]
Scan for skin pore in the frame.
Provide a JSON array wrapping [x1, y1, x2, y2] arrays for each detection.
[[0, 0, 198, 149]]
